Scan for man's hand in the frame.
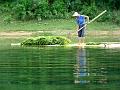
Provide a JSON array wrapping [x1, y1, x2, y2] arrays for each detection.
[[85, 22, 89, 24], [86, 21, 90, 24]]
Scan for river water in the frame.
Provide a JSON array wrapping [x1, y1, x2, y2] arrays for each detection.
[[0, 45, 120, 90]]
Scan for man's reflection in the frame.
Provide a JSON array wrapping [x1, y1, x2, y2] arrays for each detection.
[[74, 47, 108, 84], [74, 47, 89, 84]]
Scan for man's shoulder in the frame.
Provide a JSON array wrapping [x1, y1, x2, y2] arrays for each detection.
[[79, 15, 85, 18], [80, 15, 86, 17], [80, 15, 84, 16], [81, 15, 89, 18]]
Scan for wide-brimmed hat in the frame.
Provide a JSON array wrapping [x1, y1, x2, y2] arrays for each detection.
[[72, 12, 80, 16]]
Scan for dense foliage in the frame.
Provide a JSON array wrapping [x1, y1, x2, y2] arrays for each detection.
[[1, 0, 120, 23], [21, 36, 71, 46]]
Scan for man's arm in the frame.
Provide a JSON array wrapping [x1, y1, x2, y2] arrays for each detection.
[[83, 15, 89, 24]]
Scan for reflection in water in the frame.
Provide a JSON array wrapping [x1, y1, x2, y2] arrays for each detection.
[[74, 47, 108, 84], [0, 46, 120, 90], [74, 47, 89, 84]]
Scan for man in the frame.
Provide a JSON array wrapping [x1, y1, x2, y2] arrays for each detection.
[[73, 12, 89, 45]]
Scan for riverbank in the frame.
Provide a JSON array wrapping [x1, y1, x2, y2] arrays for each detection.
[[0, 19, 120, 44], [0, 19, 120, 31], [0, 30, 120, 42]]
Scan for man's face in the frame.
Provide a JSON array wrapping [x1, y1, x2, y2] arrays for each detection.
[[75, 16, 79, 18]]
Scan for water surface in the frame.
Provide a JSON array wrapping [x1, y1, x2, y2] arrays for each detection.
[[0, 45, 120, 90]]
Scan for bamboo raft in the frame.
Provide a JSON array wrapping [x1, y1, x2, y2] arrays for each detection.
[[11, 43, 120, 48]]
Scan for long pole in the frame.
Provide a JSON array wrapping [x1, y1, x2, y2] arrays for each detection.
[[79, 10, 107, 31]]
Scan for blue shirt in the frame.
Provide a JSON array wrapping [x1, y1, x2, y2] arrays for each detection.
[[76, 15, 85, 26]]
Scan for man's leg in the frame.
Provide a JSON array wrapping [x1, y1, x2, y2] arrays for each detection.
[[81, 26, 85, 45], [78, 37, 82, 45], [78, 30, 85, 45], [79, 37, 85, 45]]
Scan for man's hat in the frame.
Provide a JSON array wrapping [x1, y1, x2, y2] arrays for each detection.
[[72, 12, 80, 16]]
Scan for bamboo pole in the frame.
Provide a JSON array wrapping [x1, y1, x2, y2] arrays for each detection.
[[79, 10, 107, 31]]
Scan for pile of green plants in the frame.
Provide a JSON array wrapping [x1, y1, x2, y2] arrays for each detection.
[[21, 36, 71, 46]]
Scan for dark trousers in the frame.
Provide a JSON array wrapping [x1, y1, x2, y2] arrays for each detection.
[[78, 24, 85, 37]]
